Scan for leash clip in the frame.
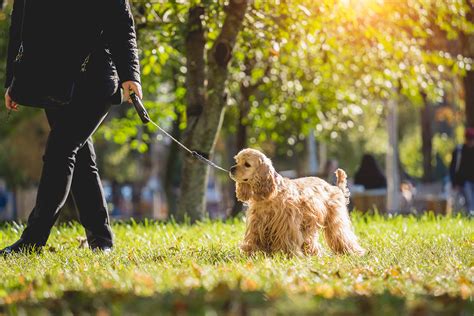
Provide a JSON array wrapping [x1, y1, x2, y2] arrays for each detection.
[[192, 151, 229, 173]]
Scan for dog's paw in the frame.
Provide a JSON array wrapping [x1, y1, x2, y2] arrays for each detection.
[[239, 243, 256, 255], [354, 247, 366, 256]]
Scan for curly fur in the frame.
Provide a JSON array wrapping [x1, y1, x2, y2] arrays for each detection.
[[230, 148, 365, 256]]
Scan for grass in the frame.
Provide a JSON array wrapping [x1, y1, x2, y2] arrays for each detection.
[[0, 213, 473, 315]]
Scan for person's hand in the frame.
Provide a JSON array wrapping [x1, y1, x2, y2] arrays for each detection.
[[122, 81, 142, 103], [4, 88, 19, 112]]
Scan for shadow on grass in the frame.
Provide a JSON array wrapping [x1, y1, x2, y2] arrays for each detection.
[[1, 286, 472, 316]]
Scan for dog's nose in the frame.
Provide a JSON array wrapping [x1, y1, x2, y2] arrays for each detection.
[[230, 166, 237, 174]]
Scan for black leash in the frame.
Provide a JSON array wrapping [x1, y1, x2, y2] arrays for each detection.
[[130, 93, 229, 173]]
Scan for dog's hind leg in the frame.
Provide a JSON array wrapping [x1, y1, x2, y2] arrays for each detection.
[[323, 197, 365, 255]]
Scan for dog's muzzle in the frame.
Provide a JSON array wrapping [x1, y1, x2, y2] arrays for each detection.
[[229, 165, 237, 179]]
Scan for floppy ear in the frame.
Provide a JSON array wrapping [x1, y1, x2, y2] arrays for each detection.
[[236, 182, 252, 202], [252, 159, 276, 201]]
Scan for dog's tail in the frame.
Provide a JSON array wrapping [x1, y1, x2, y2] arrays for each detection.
[[335, 168, 350, 205]]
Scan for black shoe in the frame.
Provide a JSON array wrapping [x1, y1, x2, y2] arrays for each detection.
[[87, 234, 113, 253], [91, 245, 113, 254], [0, 239, 42, 256]]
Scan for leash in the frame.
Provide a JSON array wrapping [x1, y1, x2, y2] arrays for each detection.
[[130, 93, 229, 173], [3, 94, 228, 173]]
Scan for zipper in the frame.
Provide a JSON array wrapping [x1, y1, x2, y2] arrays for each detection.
[[15, 0, 27, 62], [80, 31, 103, 72], [80, 54, 91, 72], [15, 44, 23, 62]]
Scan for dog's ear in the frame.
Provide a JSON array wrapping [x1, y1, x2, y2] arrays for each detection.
[[252, 159, 276, 201], [236, 182, 252, 202]]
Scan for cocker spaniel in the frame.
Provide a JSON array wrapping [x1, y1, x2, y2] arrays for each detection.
[[230, 148, 365, 256]]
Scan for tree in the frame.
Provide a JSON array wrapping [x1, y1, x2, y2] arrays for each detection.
[[176, 1, 249, 221]]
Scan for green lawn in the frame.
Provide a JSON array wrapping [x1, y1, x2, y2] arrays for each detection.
[[0, 213, 473, 315]]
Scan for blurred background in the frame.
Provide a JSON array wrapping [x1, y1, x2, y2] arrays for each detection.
[[0, 0, 473, 222]]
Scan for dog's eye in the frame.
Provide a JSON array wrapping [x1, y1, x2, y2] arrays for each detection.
[[244, 162, 251, 168]]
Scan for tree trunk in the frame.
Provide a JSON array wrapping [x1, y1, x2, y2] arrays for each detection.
[[132, 182, 142, 218], [231, 97, 250, 217], [111, 180, 120, 215], [164, 109, 182, 218], [464, 70, 474, 128], [177, 1, 248, 222], [307, 130, 318, 175], [176, 5, 207, 222], [319, 142, 328, 174], [463, 4, 474, 128], [236, 107, 249, 152], [386, 97, 400, 213], [420, 98, 433, 182]]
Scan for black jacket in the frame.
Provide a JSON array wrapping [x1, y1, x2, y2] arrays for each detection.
[[5, 0, 141, 103], [354, 154, 387, 190], [450, 145, 474, 186]]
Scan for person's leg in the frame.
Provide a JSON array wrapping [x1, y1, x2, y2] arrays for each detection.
[[464, 181, 474, 215], [71, 137, 113, 249], [1, 91, 111, 252], [44, 109, 113, 249]]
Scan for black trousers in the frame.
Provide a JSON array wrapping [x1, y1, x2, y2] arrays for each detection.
[[20, 84, 114, 248]]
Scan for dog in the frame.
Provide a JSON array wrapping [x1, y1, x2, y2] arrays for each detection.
[[230, 148, 365, 256]]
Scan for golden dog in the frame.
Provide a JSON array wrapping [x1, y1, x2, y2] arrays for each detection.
[[230, 148, 365, 256]]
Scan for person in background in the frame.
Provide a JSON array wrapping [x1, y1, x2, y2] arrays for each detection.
[[400, 180, 415, 214], [354, 154, 387, 190], [0, 180, 8, 217], [320, 159, 339, 184], [449, 127, 474, 216]]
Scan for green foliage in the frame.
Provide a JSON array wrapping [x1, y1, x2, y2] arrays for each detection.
[[399, 126, 424, 178], [97, 0, 474, 153], [0, 214, 472, 313], [1, 0, 474, 187], [432, 132, 457, 169], [221, 0, 474, 170]]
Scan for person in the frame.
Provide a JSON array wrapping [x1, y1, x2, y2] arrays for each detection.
[[354, 154, 387, 190], [0, 180, 8, 217], [1, 0, 142, 255], [320, 159, 339, 184], [449, 127, 474, 216]]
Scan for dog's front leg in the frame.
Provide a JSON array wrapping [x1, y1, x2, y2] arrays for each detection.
[[302, 233, 323, 257], [240, 210, 260, 255]]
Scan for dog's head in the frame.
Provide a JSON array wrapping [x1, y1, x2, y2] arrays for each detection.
[[230, 148, 277, 202]]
